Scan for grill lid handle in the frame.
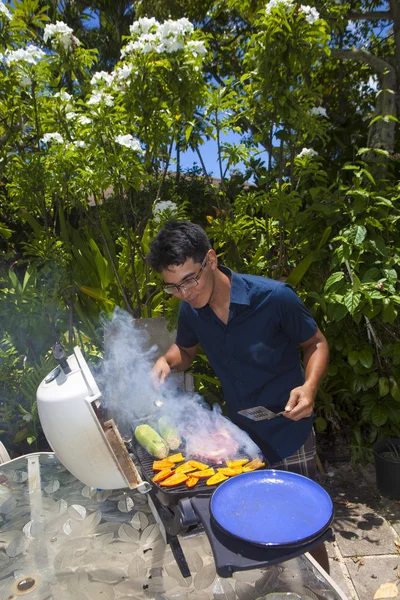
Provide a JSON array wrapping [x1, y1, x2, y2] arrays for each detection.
[[52, 342, 71, 374]]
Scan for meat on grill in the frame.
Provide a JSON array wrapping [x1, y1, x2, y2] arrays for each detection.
[[186, 428, 239, 464]]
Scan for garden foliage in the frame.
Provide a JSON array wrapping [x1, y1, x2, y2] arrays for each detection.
[[0, 0, 399, 459]]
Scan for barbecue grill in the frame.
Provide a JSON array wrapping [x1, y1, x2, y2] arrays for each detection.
[[37, 344, 334, 580]]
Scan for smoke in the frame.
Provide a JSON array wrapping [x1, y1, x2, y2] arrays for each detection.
[[96, 308, 262, 460], [96, 308, 160, 432]]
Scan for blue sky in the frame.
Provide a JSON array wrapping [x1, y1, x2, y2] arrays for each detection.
[[178, 130, 242, 176], [177, 130, 269, 179]]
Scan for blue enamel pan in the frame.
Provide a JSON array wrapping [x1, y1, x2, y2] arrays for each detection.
[[210, 469, 333, 547]]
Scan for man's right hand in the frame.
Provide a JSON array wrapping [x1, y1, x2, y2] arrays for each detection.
[[152, 356, 171, 387]]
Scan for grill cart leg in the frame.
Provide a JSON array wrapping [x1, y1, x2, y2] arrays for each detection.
[[168, 534, 191, 578], [147, 490, 192, 578]]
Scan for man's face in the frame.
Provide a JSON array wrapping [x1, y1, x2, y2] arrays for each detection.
[[161, 252, 215, 308]]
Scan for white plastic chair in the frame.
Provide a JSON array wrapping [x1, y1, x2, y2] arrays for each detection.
[[0, 440, 11, 464]]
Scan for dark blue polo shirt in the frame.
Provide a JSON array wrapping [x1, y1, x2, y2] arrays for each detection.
[[175, 266, 317, 463]]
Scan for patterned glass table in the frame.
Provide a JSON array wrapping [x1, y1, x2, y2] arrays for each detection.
[[0, 453, 349, 600]]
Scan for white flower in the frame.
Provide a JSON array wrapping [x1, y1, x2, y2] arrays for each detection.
[[153, 200, 178, 222], [41, 132, 64, 144], [187, 40, 207, 57], [90, 71, 114, 86], [122, 17, 199, 57], [87, 91, 114, 107], [297, 148, 318, 159], [44, 21, 72, 42], [115, 134, 142, 151], [77, 115, 91, 125], [299, 5, 320, 24], [19, 75, 32, 87], [367, 75, 379, 91], [66, 112, 78, 120], [265, 0, 294, 16], [43, 21, 80, 50], [130, 17, 159, 36], [73, 140, 86, 148], [310, 106, 327, 117], [114, 64, 134, 82], [78, 115, 91, 125], [157, 37, 184, 54], [0, 0, 12, 20], [157, 18, 193, 39], [54, 91, 72, 102], [5, 45, 45, 66]]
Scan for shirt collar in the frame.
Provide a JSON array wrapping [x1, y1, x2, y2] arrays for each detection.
[[219, 265, 250, 306]]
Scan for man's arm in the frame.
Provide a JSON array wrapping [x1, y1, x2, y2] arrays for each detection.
[[283, 328, 329, 421], [152, 343, 199, 385]]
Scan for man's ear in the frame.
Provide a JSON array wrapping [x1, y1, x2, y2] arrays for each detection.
[[208, 249, 218, 271]]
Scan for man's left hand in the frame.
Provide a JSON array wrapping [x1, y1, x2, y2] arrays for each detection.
[[282, 383, 316, 421]]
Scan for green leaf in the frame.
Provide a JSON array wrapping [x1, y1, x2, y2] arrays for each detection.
[[382, 302, 397, 323], [316, 226, 332, 250], [352, 274, 361, 292], [14, 428, 29, 443], [358, 348, 374, 369], [362, 268, 381, 282], [0, 223, 13, 239], [324, 272, 344, 291], [58, 202, 69, 244], [285, 253, 314, 287], [360, 169, 375, 185], [23, 212, 42, 237], [185, 125, 194, 142], [361, 397, 376, 420], [371, 403, 389, 427], [27, 436, 36, 445], [378, 377, 390, 397], [350, 376, 363, 394], [315, 416, 327, 432], [344, 291, 361, 314], [79, 286, 115, 305], [366, 217, 383, 230], [354, 225, 367, 245], [390, 377, 400, 402], [365, 372, 379, 389], [348, 350, 359, 366], [22, 266, 35, 291]]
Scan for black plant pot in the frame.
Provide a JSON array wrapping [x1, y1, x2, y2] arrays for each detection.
[[373, 438, 400, 499]]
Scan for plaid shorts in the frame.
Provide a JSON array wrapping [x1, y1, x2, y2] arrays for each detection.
[[269, 429, 317, 480]]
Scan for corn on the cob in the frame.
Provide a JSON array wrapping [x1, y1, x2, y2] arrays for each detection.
[[158, 416, 182, 450], [134, 424, 169, 459]]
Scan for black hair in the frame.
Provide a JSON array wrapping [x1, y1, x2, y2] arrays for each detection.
[[148, 221, 212, 272]]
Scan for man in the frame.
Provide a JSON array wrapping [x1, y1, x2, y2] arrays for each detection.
[[149, 220, 330, 570]]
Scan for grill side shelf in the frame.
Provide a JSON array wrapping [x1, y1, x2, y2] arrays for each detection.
[[190, 495, 335, 578]]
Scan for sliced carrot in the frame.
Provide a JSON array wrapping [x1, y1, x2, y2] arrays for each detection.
[[153, 468, 174, 482], [175, 463, 197, 474], [153, 459, 175, 471], [188, 460, 210, 471], [167, 452, 185, 463], [186, 476, 199, 488], [206, 473, 228, 486], [217, 467, 243, 476], [226, 459, 249, 468], [160, 472, 188, 487], [190, 468, 215, 479], [243, 458, 265, 472]]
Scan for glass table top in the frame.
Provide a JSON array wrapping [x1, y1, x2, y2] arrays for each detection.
[[0, 453, 348, 600]]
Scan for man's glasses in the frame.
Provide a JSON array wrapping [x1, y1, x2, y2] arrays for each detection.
[[163, 254, 208, 295]]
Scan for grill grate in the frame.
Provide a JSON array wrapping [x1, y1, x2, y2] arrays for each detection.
[[133, 443, 216, 502]]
